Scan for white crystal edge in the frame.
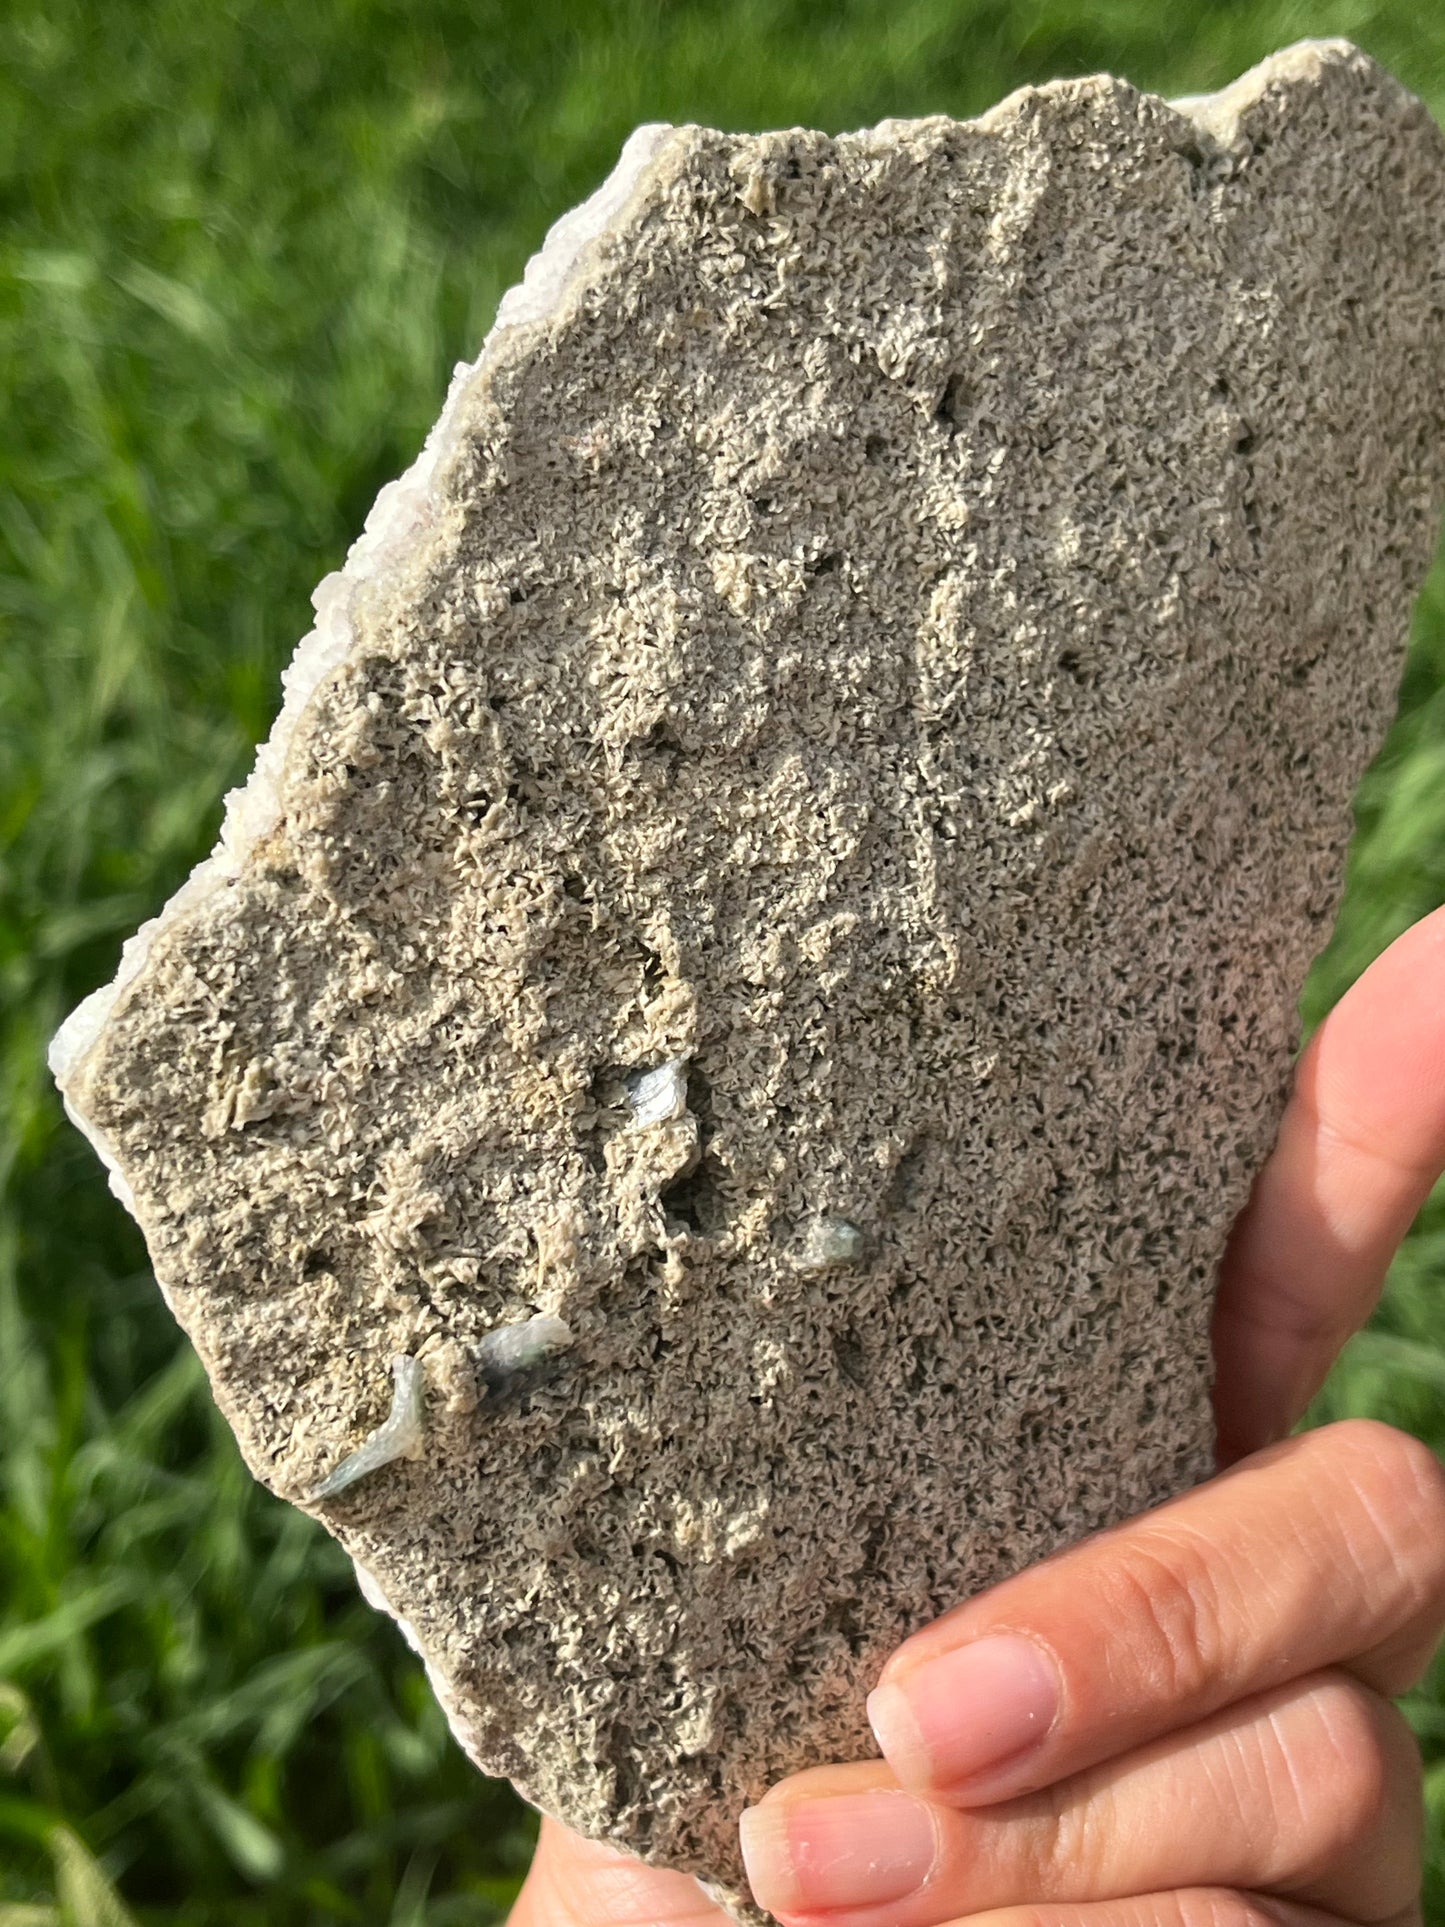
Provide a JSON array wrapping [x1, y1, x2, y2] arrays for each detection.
[[47, 120, 677, 1211]]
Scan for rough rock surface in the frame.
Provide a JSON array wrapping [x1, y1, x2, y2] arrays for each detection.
[[50, 38, 1445, 1919]]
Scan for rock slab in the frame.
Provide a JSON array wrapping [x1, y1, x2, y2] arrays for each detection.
[[50, 39, 1445, 1919]]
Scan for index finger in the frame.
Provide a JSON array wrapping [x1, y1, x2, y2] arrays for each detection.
[[1212, 903, 1445, 1465]]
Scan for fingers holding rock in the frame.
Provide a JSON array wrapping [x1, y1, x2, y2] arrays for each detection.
[[865, 1422, 1445, 1807], [740, 1674, 1421, 1927]]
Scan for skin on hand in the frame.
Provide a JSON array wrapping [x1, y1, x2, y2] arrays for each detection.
[[1213, 906, 1445, 1467], [740, 1420, 1444, 1925], [509, 906, 1445, 1927]]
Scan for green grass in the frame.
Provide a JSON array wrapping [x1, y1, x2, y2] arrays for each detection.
[[1, 0, 1443, 1917]]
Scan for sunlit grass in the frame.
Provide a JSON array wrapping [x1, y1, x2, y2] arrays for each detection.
[[2, 0, 1443, 1917]]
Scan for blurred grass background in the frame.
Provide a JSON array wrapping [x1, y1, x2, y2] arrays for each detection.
[[2, 0, 1444, 1918]]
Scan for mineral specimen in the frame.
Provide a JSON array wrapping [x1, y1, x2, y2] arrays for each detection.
[[50, 38, 1445, 1919]]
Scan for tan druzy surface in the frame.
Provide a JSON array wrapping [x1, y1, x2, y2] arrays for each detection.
[[50, 38, 1445, 1916]]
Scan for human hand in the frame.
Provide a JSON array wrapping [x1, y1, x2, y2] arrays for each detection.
[[508, 908, 1445, 1927], [737, 1418, 1444, 1925]]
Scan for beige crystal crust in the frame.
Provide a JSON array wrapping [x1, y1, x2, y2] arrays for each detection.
[[51, 39, 1445, 1919]]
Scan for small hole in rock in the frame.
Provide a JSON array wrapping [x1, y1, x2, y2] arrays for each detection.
[[882, 1141, 930, 1214], [833, 1329, 867, 1386], [590, 1063, 630, 1108], [934, 372, 969, 429], [607, 1726, 641, 1812], [685, 1061, 715, 1127], [662, 1159, 728, 1236]]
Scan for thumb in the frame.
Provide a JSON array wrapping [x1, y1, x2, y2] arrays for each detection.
[[509, 1814, 729, 1927]]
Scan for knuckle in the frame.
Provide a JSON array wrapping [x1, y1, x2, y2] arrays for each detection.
[[1324, 1418, 1445, 1532], [1322, 1420, 1445, 1606], [1043, 1781, 1114, 1893], [1289, 1675, 1419, 1871], [1181, 1891, 1292, 1927], [1094, 1526, 1228, 1706], [1379, 1426, 1445, 1552]]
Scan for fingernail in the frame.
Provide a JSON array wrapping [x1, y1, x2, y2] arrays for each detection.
[[867, 1633, 1059, 1793], [739, 1789, 938, 1915]]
